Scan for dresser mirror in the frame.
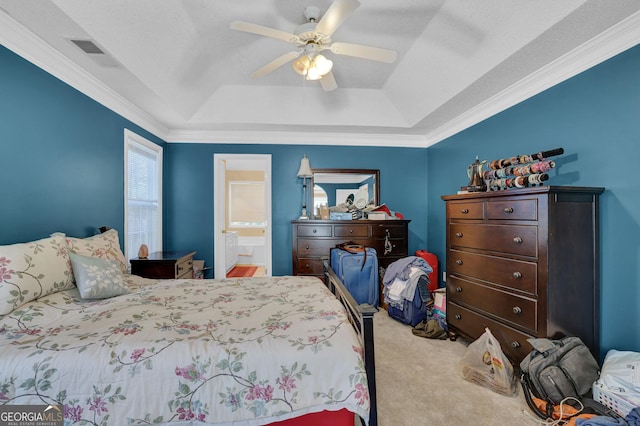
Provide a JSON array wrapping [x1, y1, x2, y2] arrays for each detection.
[[311, 169, 379, 213]]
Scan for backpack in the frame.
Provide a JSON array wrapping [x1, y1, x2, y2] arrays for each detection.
[[519, 336, 616, 420]]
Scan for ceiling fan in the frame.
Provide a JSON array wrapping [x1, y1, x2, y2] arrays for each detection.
[[230, 0, 397, 91]]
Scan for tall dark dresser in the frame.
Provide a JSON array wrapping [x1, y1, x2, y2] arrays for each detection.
[[441, 186, 604, 364]]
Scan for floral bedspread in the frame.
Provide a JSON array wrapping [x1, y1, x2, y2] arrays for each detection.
[[0, 275, 369, 425]]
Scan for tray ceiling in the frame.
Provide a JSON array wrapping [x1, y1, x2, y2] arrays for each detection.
[[1, 0, 639, 147]]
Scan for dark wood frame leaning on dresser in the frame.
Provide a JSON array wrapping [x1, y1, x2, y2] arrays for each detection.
[[324, 261, 379, 426]]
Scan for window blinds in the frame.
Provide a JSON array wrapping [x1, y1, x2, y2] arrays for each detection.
[[126, 134, 162, 261]]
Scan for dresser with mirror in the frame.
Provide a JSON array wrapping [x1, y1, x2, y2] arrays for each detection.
[[291, 168, 409, 309]]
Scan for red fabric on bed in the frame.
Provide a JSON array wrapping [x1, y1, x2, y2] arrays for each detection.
[[270, 408, 355, 425]]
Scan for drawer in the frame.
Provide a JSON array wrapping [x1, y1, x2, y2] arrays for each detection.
[[297, 239, 334, 256], [296, 258, 325, 276], [296, 225, 332, 237], [334, 225, 369, 238], [379, 255, 406, 270], [448, 201, 484, 219], [450, 223, 538, 257], [447, 276, 537, 332], [447, 249, 537, 294], [486, 199, 537, 221], [447, 303, 533, 364], [366, 240, 408, 258], [371, 224, 406, 238], [176, 257, 193, 279]]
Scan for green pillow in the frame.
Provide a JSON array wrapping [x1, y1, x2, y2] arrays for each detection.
[[69, 253, 130, 299]]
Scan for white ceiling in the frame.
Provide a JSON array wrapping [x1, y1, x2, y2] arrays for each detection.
[[1, 0, 639, 147]]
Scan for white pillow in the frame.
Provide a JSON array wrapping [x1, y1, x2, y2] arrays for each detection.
[[65, 229, 128, 274], [0, 234, 74, 315], [69, 253, 129, 299]]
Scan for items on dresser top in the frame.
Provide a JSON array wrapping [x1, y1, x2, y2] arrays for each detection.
[[442, 186, 604, 364], [130, 250, 196, 279]]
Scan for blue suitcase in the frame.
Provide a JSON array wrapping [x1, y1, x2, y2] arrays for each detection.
[[387, 275, 430, 326], [330, 246, 379, 306]]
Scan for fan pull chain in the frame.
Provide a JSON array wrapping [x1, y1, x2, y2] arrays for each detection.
[[300, 73, 307, 105]]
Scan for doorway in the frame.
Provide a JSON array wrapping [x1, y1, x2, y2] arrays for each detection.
[[213, 154, 272, 279]]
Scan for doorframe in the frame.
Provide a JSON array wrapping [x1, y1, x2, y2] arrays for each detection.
[[213, 154, 272, 278]]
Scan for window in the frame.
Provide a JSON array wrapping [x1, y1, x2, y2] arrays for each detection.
[[124, 129, 162, 264], [228, 181, 266, 227]]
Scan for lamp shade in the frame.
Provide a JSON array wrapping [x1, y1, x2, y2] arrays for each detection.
[[314, 55, 333, 75], [292, 54, 333, 81], [297, 155, 313, 178], [292, 55, 311, 76]]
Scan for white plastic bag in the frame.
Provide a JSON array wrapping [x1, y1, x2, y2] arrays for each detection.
[[458, 328, 517, 396]]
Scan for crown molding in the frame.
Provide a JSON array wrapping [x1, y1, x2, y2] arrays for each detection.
[[165, 129, 429, 148], [0, 11, 169, 140], [425, 10, 640, 146]]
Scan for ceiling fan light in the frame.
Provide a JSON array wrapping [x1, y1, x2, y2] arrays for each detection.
[[313, 55, 333, 75], [306, 66, 322, 80], [292, 55, 311, 76]]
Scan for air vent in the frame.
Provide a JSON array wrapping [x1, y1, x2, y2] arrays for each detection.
[[70, 39, 104, 55], [67, 38, 119, 67]]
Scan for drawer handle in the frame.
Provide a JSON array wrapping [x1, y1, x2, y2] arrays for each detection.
[[513, 306, 522, 314], [461, 208, 469, 214], [511, 341, 521, 348], [305, 263, 310, 269], [313, 229, 317, 233], [455, 314, 462, 320], [178, 266, 184, 271], [350, 229, 353, 233], [305, 245, 310, 249], [455, 232, 463, 238], [504, 207, 514, 214], [513, 271, 522, 279], [456, 259, 463, 265], [456, 287, 462, 292], [513, 236, 523, 244]]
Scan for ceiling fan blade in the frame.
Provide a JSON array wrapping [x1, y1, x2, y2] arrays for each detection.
[[329, 42, 397, 63], [314, 0, 361, 37], [250, 51, 300, 79], [320, 71, 338, 92], [230, 21, 298, 44]]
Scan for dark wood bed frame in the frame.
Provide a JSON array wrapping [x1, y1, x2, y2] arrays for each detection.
[[324, 261, 378, 426]]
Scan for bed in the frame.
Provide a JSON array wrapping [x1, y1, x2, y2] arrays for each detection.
[[0, 231, 378, 426]]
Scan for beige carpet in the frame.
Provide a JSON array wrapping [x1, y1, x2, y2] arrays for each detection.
[[371, 312, 538, 425]]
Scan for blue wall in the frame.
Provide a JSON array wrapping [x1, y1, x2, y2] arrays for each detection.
[[0, 46, 165, 244], [2, 40, 638, 356], [164, 143, 429, 277], [427, 44, 640, 356], [0, 46, 429, 276]]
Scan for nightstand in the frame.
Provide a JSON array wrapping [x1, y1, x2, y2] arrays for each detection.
[[130, 251, 196, 279]]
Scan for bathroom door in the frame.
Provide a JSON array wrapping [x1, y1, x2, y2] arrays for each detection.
[[213, 154, 272, 278]]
